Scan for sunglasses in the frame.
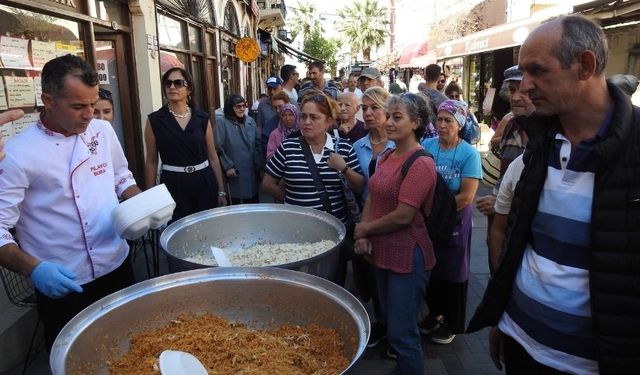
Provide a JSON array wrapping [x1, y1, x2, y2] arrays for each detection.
[[164, 79, 188, 89], [234, 103, 247, 109], [98, 88, 112, 100]]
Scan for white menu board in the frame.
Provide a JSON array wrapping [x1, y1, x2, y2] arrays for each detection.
[[0, 36, 31, 69], [0, 120, 13, 139], [4, 76, 35, 108], [12, 112, 38, 135], [33, 76, 43, 106], [0, 78, 7, 110], [31, 41, 57, 69]]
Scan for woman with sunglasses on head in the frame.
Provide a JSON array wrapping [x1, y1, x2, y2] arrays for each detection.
[[262, 91, 364, 279], [94, 88, 115, 124], [215, 95, 263, 204], [145, 67, 227, 222], [354, 93, 437, 374]]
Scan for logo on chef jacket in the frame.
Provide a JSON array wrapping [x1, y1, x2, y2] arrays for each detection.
[[91, 163, 108, 177], [85, 133, 100, 155]]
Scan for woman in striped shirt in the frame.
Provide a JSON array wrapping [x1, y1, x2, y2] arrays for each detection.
[[262, 91, 364, 280]]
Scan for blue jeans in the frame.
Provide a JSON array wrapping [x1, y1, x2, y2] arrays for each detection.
[[376, 246, 430, 375]]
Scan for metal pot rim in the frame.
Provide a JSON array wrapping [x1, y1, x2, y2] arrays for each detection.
[[50, 267, 370, 374]]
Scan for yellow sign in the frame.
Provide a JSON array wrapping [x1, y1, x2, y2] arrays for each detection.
[[235, 37, 260, 63]]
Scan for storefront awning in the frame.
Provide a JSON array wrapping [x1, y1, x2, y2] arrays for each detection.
[[398, 41, 435, 68], [435, 5, 573, 60], [271, 34, 323, 64]]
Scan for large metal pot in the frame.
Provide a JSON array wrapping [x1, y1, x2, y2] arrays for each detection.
[[50, 267, 370, 374], [160, 204, 346, 279]]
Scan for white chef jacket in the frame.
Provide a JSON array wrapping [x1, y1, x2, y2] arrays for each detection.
[[0, 117, 136, 285]]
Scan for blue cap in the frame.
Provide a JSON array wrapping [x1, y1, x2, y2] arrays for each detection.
[[266, 76, 283, 88], [504, 65, 523, 82]]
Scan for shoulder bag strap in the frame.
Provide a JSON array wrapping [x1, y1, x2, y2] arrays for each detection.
[[299, 137, 333, 214]]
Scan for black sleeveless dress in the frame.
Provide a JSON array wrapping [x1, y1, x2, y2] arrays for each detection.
[[148, 105, 218, 221]]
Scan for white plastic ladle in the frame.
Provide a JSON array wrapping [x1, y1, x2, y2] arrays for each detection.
[[159, 350, 207, 375], [210, 246, 232, 267]]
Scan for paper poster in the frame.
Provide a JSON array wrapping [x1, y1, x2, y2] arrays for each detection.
[[0, 36, 31, 69], [0, 78, 7, 110], [483, 87, 496, 116], [0, 120, 13, 140], [33, 76, 43, 106], [56, 42, 76, 57], [3, 76, 35, 107], [11, 112, 38, 135], [96, 60, 109, 84], [31, 40, 57, 68]]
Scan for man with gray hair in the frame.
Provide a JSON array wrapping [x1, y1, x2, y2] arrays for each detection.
[[337, 92, 367, 143], [468, 15, 640, 374]]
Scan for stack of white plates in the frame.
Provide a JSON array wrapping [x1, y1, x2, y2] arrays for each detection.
[[111, 184, 176, 240]]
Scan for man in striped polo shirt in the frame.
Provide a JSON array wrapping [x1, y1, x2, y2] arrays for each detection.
[[468, 15, 640, 374]]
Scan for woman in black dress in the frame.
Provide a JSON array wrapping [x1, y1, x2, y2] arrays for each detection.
[[144, 67, 227, 221]]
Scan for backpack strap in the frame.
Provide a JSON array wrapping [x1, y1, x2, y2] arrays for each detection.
[[401, 149, 432, 179]]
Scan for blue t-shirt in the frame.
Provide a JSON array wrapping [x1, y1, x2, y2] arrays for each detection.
[[421, 138, 482, 193]]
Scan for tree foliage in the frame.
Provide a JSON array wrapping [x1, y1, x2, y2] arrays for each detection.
[[303, 28, 340, 76], [429, 1, 488, 46], [336, 0, 389, 61], [288, 1, 321, 41]]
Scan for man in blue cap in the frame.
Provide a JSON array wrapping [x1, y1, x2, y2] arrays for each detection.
[[256, 76, 284, 140]]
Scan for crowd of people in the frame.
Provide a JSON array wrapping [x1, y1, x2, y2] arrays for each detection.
[[0, 14, 639, 375]]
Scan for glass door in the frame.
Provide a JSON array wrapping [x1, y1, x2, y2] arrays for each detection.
[[94, 32, 144, 181]]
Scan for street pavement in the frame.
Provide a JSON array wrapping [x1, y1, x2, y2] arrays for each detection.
[[9, 187, 502, 375]]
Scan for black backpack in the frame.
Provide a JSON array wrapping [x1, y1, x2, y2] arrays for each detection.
[[401, 149, 458, 247]]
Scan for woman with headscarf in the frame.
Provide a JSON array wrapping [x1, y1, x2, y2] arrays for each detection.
[[215, 95, 264, 204], [419, 99, 482, 344], [145, 67, 227, 222], [266, 103, 299, 160]]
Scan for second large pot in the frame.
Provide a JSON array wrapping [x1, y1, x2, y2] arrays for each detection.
[[160, 204, 346, 279]]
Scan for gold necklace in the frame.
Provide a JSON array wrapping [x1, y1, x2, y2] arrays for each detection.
[[168, 104, 191, 119], [370, 136, 388, 145]]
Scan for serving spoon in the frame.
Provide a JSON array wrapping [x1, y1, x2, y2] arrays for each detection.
[[159, 350, 207, 375], [210, 246, 232, 267]]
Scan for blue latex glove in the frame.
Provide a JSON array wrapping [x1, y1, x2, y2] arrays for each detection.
[[30, 261, 83, 299]]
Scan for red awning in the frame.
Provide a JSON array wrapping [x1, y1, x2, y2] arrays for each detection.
[[398, 41, 432, 68]]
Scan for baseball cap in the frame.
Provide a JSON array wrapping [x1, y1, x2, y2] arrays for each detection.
[[359, 67, 381, 80], [503, 65, 523, 82], [266, 76, 283, 88]]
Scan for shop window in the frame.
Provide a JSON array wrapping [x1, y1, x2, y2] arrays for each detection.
[[158, 14, 185, 50], [188, 25, 202, 52], [223, 3, 240, 35], [0, 4, 83, 141]]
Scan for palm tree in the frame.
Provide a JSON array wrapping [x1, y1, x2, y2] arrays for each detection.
[[288, 1, 321, 42], [336, 0, 389, 61]]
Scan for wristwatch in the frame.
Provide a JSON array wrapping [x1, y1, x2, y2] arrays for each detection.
[[340, 166, 349, 174]]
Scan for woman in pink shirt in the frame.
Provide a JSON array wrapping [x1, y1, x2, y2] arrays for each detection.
[[266, 103, 299, 160], [354, 93, 437, 374]]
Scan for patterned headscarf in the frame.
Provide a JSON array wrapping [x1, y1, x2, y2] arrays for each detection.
[[437, 99, 468, 129], [277, 103, 300, 136]]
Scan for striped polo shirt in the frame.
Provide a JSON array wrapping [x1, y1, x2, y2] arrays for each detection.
[[499, 116, 611, 375], [265, 135, 362, 225]]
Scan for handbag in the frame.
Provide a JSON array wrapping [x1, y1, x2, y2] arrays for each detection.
[[481, 147, 501, 188], [332, 130, 361, 224]]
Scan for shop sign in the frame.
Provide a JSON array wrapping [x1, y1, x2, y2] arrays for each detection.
[[48, 0, 76, 9], [30, 0, 84, 13], [96, 60, 110, 84]]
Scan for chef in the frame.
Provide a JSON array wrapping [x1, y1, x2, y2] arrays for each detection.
[[0, 55, 142, 350]]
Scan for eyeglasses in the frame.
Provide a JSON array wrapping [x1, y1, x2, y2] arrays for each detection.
[[164, 79, 188, 89], [438, 80, 446, 84], [234, 103, 247, 109]]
